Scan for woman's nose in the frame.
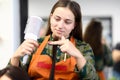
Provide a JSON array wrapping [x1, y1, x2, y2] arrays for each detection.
[[58, 20, 64, 29]]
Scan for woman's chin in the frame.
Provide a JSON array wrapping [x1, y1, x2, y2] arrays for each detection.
[[53, 35, 61, 40]]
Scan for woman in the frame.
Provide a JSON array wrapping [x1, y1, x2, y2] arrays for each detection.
[[83, 19, 113, 80], [9, 0, 99, 79], [0, 65, 30, 80]]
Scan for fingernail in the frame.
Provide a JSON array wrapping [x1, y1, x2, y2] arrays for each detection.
[[48, 41, 52, 44]]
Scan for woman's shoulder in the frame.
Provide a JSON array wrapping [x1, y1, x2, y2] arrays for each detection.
[[75, 39, 93, 52], [75, 39, 90, 47]]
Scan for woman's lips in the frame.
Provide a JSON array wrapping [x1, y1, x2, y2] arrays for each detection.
[[56, 30, 63, 34]]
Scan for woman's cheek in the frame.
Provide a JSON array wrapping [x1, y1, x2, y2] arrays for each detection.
[[51, 21, 57, 29]]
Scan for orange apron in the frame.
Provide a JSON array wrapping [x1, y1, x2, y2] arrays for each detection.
[[97, 71, 106, 80], [28, 35, 79, 80]]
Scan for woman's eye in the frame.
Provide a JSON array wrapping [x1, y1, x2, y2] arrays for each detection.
[[55, 18, 59, 21], [54, 17, 60, 21], [65, 21, 72, 24]]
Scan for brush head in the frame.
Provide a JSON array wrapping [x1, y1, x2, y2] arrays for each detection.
[[24, 16, 44, 40]]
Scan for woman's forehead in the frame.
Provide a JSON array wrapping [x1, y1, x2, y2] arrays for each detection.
[[53, 7, 75, 20]]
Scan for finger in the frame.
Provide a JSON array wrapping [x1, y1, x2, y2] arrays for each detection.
[[21, 46, 33, 55], [28, 40, 39, 47], [25, 39, 39, 48], [61, 36, 66, 40], [48, 40, 64, 45]]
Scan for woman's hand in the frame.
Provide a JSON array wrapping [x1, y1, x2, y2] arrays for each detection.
[[48, 36, 86, 70], [11, 39, 39, 66], [48, 36, 79, 57]]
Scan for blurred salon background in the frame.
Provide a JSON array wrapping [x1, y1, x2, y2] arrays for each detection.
[[0, 0, 120, 79]]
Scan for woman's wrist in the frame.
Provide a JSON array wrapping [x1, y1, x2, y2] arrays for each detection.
[[10, 56, 20, 67], [75, 56, 86, 70]]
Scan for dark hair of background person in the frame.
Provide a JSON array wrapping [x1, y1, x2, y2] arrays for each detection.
[[46, 0, 83, 41], [0, 66, 30, 80], [83, 19, 103, 55], [114, 43, 120, 50]]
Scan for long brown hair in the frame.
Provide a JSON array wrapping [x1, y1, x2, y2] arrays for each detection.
[[46, 0, 83, 41], [83, 19, 103, 55]]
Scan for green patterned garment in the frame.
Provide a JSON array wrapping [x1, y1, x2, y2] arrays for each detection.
[[95, 44, 113, 71], [15, 35, 99, 80]]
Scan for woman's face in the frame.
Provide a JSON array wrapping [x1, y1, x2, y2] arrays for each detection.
[[50, 7, 75, 39]]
